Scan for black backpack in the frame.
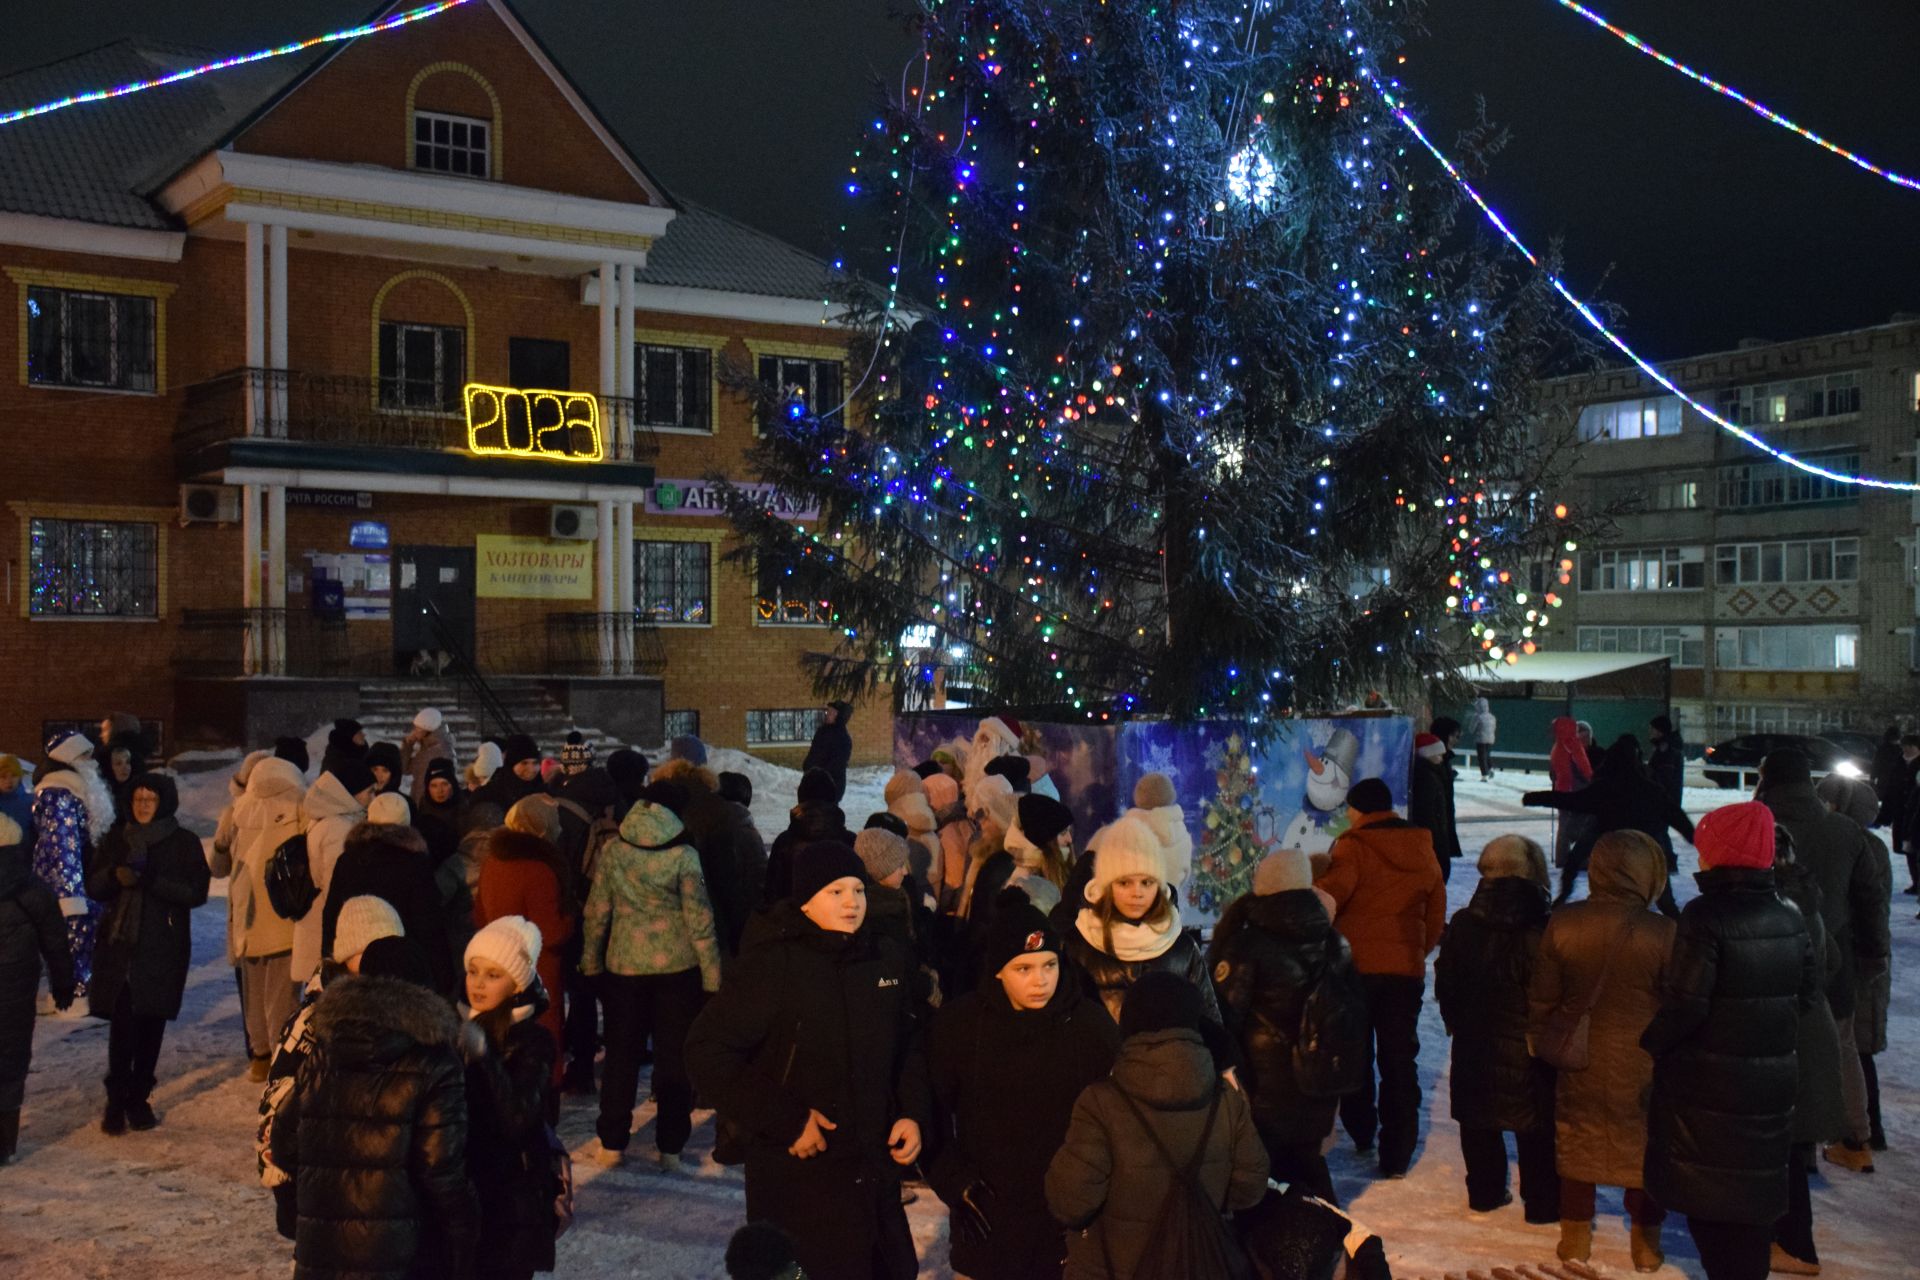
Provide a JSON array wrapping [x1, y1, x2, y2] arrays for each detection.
[[265, 831, 319, 921], [1101, 1083, 1251, 1280], [1291, 937, 1369, 1099]]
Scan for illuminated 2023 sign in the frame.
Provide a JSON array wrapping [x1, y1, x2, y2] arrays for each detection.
[[464, 384, 604, 462]]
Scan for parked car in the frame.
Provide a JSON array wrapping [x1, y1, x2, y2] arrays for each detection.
[[1700, 732, 1869, 788]]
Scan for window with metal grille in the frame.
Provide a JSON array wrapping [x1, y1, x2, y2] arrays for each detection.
[[378, 321, 465, 412], [746, 707, 821, 745], [635, 541, 710, 624], [757, 355, 843, 429], [638, 345, 713, 432], [756, 556, 831, 626], [663, 709, 700, 739], [26, 286, 156, 392], [412, 110, 490, 177], [28, 518, 159, 617]]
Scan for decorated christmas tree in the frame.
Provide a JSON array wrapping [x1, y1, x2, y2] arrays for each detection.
[[1190, 732, 1268, 915], [726, 0, 1587, 719]]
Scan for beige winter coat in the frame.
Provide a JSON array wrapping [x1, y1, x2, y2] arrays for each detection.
[[210, 754, 304, 962], [290, 771, 366, 984]]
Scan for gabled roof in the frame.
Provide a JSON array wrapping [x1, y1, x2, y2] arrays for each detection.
[[637, 202, 838, 302], [0, 39, 320, 229]]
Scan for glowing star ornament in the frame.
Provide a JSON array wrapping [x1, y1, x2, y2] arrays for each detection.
[[1226, 143, 1280, 209]]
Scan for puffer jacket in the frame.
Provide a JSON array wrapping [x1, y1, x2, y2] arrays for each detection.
[[1062, 913, 1223, 1030], [211, 755, 304, 960], [1208, 888, 1355, 1144], [928, 978, 1119, 1280], [464, 988, 558, 1277], [1314, 810, 1447, 978], [1527, 838, 1674, 1188], [1, 834, 75, 1110], [474, 827, 576, 1081], [1758, 778, 1888, 1020], [272, 974, 478, 1279], [1642, 867, 1817, 1224], [1045, 1029, 1269, 1280], [1466, 698, 1497, 746], [324, 822, 456, 994], [293, 772, 368, 986], [580, 800, 721, 991], [1437, 875, 1554, 1133], [1772, 854, 1846, 1144]]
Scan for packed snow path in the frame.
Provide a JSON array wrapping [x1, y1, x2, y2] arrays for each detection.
[[4, 767, 1915, 1277]]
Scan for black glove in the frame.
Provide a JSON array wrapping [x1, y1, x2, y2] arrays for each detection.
[[952, 1181, 995, 1248]]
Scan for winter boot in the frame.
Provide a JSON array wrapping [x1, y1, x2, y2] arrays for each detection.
[[0, 1108, 19, 1163], [1630, 1223, 1664, 1273], [247, 1057, 270, 1084], [1770, 1243, 1821, 1276], [125, 1098, 157, 1131], [1822, 1141, 1874, 1174], [101, 1098, 127, 1136], [1556, 1220, 1592, 1263]]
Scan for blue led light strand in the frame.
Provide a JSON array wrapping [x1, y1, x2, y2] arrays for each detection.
[[0, 0, 475, 128], [1365, 73, 1920, 493], [1547, 0, 1920, 194]]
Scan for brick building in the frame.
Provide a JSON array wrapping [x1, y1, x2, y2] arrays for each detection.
[[0, 0, 892, 767], [1536, 315, 1920, 745]]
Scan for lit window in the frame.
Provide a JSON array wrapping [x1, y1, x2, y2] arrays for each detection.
[[635, 541, 710, 624], [29, 518, 159, 617], [1713, 625, 1859, 671], [1577, 546, 1705, 592], [413, 110, 490, 177], [1576, 395, 1682, 442]]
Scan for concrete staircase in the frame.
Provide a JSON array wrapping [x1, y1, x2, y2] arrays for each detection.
[[354, 678, 652, 760]]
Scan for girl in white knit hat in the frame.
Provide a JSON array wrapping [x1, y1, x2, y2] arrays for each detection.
[[461, 915, 562, 1276], [1059, 812, 1224, 1031]]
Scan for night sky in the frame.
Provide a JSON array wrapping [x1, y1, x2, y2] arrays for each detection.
[[4, 0, 1914, 359]]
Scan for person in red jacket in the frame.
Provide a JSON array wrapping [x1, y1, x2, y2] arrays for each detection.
[[1313, 777, 1447, 1178], [474, 796, 578, 1092]]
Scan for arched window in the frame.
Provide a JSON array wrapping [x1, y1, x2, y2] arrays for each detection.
[[405, 63, 502, 180]]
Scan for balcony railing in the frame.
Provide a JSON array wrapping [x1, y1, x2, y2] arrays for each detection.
[[177, 368, 658, 463]]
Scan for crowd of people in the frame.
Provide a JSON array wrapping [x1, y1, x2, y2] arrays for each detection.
[[0, 704, 1905, 1280]]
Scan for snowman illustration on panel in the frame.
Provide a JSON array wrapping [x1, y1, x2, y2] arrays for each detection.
[[1277, 725, 1359, 852]]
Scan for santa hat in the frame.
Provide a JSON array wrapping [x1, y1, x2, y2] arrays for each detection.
[[367, 792, 412, 826], [1415, 732, 1446, 763], [466, 915, 543, 993], [413, 707, 444, 734], [45, 730, 92, 766], [1082, 813, 1165, 903], [333, 894, 405, 963], [1695, 801, 1776, 870], [974, 716, 1022, 756]]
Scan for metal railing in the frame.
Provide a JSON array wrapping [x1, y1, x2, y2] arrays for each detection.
[[173, 609, 390, 679], [176, 368, 658, 462]]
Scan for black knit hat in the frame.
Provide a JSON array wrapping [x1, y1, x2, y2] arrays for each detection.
[[983, 754, 1032, 792], [863, 810, 909, 838], [365, 741, 403, 786], [1016, 793, 1073, 847], [980, 891, 1060, 978], [423, 757, 458, 789], [796, 767, 838, 804], [274, 736, 310, 773], [357, 936, 436, 989], [717, 771, 753, 806], [1345, 777, 1394, 814], [1119, 970, 1203, 1039], [606, 749, 648, 807], [790, 840, 865, 907], [911, 760, 945, 780], [501, 734, 540, 768], [327, 757, 377, 798]]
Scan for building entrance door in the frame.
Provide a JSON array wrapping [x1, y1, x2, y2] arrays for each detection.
[[393, 545, 476, 673]]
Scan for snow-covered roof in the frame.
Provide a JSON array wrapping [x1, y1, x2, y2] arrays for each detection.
[[1458, 651, 1668, 685]]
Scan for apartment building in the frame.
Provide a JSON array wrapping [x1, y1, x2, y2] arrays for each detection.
[[1537, 316, 1920, 745], [0, 0, 891, 765]]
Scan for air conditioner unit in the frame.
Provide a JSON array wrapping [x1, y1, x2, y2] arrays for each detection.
[[550, 503, 598, 540], [179, 484, 241, 525]]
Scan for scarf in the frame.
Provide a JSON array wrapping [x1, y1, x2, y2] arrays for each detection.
[[104, 816, 177, 950], [1075, 905, 1178, 963]]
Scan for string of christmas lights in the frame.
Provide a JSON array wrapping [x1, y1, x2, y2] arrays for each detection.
[[1546, 0, 1920, 193], [0, 0, 474, 128], [1363, 71, 1920, 494]]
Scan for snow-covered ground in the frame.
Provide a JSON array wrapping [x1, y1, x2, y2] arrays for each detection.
[[6, 764, 1915, 1277]]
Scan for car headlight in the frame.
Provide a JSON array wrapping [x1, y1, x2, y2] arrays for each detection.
[[1833, 760, 1865, 780]]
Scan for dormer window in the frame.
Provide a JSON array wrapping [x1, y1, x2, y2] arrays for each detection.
[[413, 110, 490, 178]]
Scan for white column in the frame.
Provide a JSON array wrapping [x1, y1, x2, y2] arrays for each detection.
[[266, 484, 288, 675], [240, 483, 261, 674], [598, 262, 617, 460], [615, 501, 635, 674], [244, 223, 265, 434], [596, 498, 616, 675], [268, 224, 289, 430], [616, 263, 636, 459]]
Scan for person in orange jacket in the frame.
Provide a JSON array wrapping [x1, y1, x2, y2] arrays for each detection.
[[1313, 777, 1447, 1178]]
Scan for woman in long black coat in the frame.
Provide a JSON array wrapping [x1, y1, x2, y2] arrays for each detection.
[[1524, 735, 1692, 915], [0, 815, 75, 1161], [1434, 835, 1558, 1222], [86, 773, 211, 1133], [927, 896, 1118, 1280], [1642, 802, 1817, 1280]]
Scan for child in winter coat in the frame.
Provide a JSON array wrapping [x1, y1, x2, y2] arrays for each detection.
[[1045, 971, 1269, 1278], [0, 813, 75, 1163], [462, 916, 560, 1278], [475, 798, 579, 1085], [86, 773, 212, 1135], [271, 967, 479, 1278], [579, 788, 721, 1169], [1434, 835, 1558, 1222], [929, 896, 1118, 1279], [686, 841, 930, 1280], [1063, 812, 1223, 1031], [1208, 846, 1358, 1205]]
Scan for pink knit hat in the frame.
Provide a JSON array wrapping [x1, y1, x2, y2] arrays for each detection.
[[1694, 801, 1776, 870]]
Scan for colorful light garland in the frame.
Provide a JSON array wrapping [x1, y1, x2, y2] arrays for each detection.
[[1364, 71, 1920, 493], [1547, 0, 1920, 194], [0, 0, 474, 128]]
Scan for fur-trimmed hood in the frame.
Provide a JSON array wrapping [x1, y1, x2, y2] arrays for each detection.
[[309, 973, 461, 1057], [344, 819, 429, 859]]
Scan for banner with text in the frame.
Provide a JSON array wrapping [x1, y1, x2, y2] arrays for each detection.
[[474, 535, 594, 600], [645, 478, 818, 521]]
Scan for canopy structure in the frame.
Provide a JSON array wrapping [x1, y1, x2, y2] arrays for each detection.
[[1444, 650, 1671, 773]]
